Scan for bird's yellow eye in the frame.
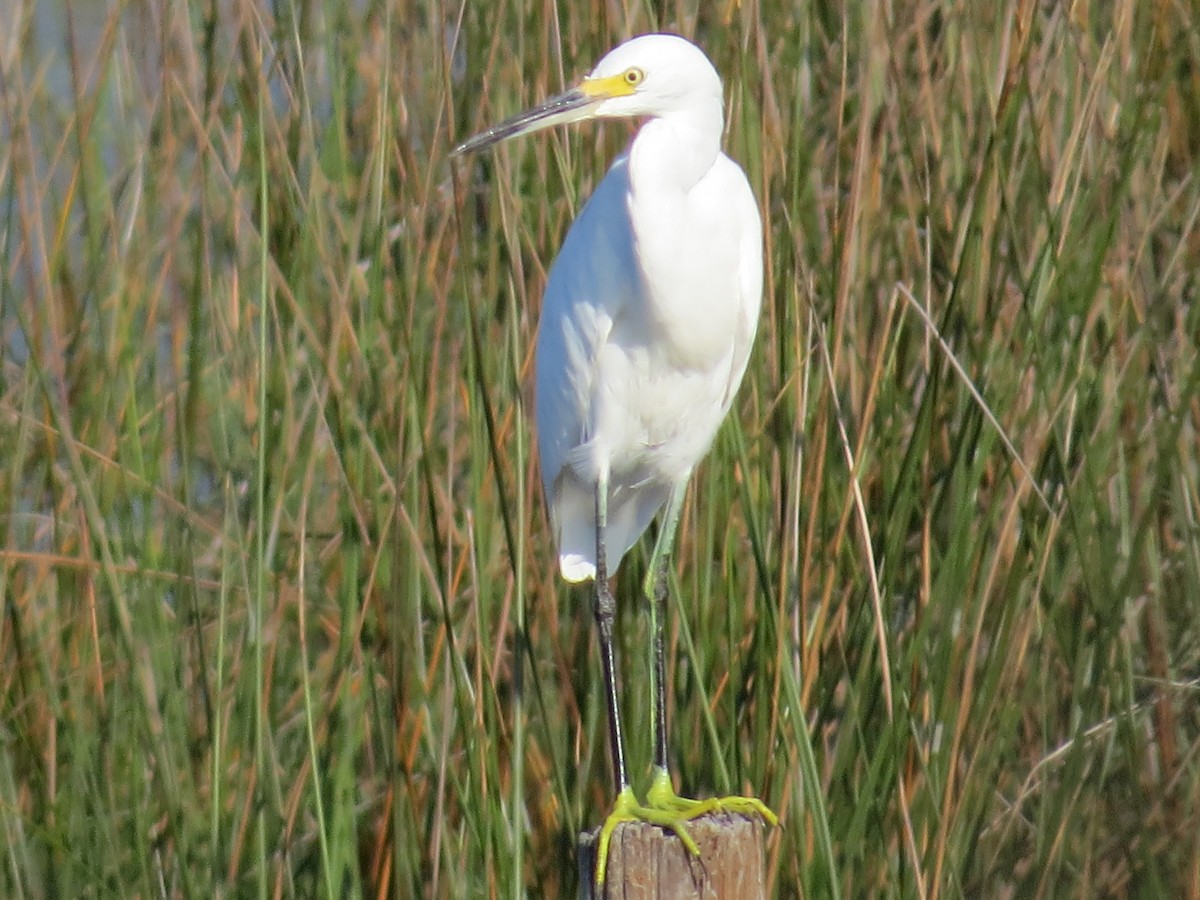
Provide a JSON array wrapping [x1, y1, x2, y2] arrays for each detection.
[[623, 67, 645, 87]]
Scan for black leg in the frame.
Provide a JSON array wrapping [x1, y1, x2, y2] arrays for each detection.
[[594, 476, 629, 791]]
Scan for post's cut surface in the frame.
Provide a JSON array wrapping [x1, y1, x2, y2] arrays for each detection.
[[577, 814, 766, 900]]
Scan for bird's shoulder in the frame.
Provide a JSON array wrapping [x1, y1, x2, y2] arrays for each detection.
[[702, 153, 761, 236], [712, 153, 762, 266], [543, 154, 639, 321], [561, 154, 636, 257]]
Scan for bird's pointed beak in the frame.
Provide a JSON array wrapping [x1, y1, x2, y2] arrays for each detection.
[[451, 74, 633, 156]]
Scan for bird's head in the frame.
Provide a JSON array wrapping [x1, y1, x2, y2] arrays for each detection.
[[452, 34, 724, 156]]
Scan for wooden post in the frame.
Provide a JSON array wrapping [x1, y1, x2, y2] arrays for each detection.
[[578, 814, 766, 900]]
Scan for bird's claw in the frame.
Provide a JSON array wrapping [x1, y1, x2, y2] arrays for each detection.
[[594, 771, 778, 886]]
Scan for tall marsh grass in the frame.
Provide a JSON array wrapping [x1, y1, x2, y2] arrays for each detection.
[[2, 0, 1198, 896]]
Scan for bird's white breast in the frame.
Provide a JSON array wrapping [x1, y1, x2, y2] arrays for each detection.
[[533, 127, 761, 576]]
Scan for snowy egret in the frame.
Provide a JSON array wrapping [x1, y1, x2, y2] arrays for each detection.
[[453, 33, 776, 884]]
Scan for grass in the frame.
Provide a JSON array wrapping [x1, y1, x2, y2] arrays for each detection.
[[2, 0, 1199, 896]]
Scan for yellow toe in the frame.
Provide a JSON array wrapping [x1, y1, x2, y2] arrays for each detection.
[[594, 787, 642, 886], [646, 767, 779, 826], [593, 771, 777, 887]]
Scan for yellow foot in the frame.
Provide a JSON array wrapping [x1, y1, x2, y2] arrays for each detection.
[[594, 771, 777, 886]]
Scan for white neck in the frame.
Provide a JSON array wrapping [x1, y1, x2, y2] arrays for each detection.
[[627, 100, 723, 193]]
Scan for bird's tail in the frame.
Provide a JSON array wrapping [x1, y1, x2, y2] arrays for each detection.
[[553, 474, 670, 583]]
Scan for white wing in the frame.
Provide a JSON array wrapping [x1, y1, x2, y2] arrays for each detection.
[[715, 154, 763, 418], [535, 156, 647, 581]]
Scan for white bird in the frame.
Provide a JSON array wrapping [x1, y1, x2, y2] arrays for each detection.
[[454, 33, 775, 885]]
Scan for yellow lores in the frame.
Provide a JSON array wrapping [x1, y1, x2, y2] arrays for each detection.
[[453, 33, 776, 885]]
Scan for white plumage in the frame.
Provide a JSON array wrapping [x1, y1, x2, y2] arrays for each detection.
[[518, 35, 763, 581], [453, 35, 773, 885]]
